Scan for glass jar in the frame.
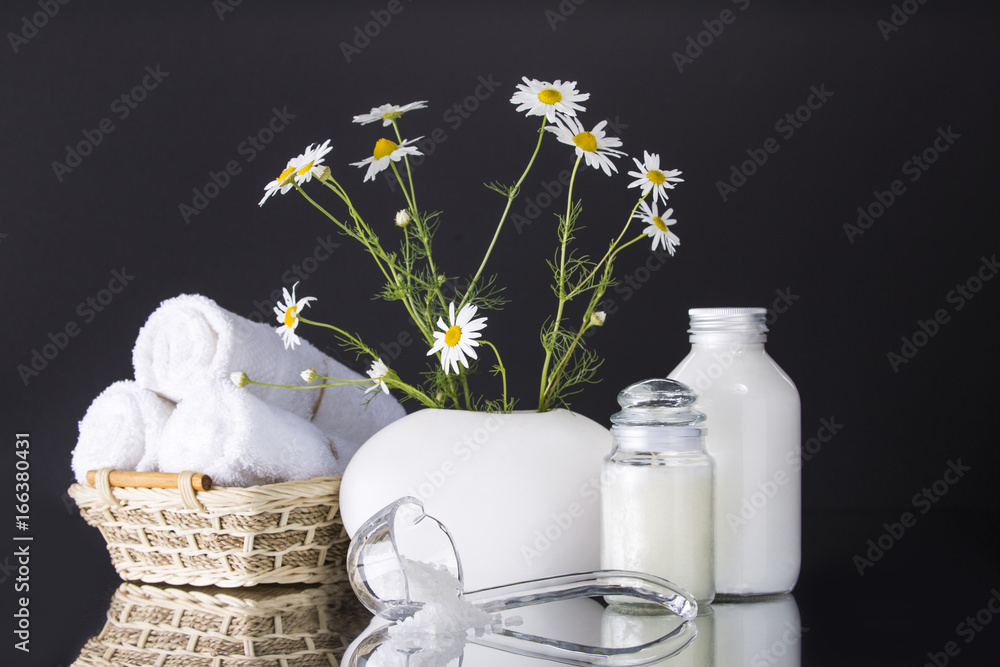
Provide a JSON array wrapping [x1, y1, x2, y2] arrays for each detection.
[[600, 378, 716, 605], [669, 307, 801, 597]]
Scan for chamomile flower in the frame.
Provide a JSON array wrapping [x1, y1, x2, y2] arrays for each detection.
[[294, 140, 334, 184], [365, 359, 391, 395], [627, 151, 684, 205], [510, 77, 589, 122], [635, 200, 680, 256], [426, 302, 488, 375], [273, 281, 317, 349], [546, 116, 626, 177], [351, 137, 423, 182], [394, 209, 411, 227], [258, 140, 334, 206], [353, 101, 428, 126]]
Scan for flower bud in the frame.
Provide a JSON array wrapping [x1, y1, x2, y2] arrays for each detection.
[[394, 209, 411, 227], [316, 166, 332, 182], [301, 368, 319, 382], [230, 371, 250, 388], [590, 311, 607, 327]]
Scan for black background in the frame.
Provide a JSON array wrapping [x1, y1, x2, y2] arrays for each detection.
[[2, 1, 998, 665]]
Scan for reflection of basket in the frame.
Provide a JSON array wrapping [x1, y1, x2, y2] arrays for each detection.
[[71, 581, 370, 667], [68, 469, 348, 587]]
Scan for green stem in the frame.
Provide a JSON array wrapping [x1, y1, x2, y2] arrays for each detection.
[[566, 195, 646, 300], [481, 340, 508, 408], [244, 378, 368, 390], [538, 156, 582, 411], [392, 120, 419, 215], [461, 116, 548, 310]]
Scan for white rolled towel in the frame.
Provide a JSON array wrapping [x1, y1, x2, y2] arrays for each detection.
[[157, 380, 342, 487], [312, 355, 406, 464], [71, 380, 175, 484], [133, 294, 326, 420]]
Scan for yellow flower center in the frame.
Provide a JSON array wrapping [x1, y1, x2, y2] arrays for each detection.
[[373, 138, 398, 160], [653, 216, 669, 232], [276, 165, 296, 183], [647, 169, 666, 185], [573, 131, 597, 153], [296, 160, 315, 176], [538, 88, 562, 105], [283, 306, 298, 328], [381, 109, 403, 120], [444, 325, 463, 347]]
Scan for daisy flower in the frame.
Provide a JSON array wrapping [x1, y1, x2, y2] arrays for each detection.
[[627, 151, 684, 205], [546, 116, 626, 177], [293, 140, 334, 185], [365, 359, 391, 395], [426, 302, 488, 375], [273, 281, 317, 349], [635, 200, 680, 256], [351, 137, 423, 182], [258, 140, 333, 206], [510, 77, 589, 122], [353, 101, 428, 126]]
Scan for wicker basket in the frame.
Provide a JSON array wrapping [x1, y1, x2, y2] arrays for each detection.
[[68, 469, 349, 587], [72, 581, 371, 667]]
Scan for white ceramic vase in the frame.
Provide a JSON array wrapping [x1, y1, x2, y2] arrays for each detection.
[[339, 408, 612, 591]]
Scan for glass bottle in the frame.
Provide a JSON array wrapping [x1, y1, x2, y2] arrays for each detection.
[[669, 307, 801, 597], [600, 378, 716, 605]]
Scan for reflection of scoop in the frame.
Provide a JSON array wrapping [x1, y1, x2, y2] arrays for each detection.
[[345, 497, 700, 666]]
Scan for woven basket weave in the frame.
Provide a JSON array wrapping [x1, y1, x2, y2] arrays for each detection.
[[68, 469, 348, 588], [72, 581, 370, 667]]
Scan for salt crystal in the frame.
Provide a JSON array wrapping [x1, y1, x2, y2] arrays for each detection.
[[380, 558, 503, 666]]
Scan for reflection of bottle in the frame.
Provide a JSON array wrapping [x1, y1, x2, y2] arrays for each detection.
[[600, 379, 715, 604], [712, 595, 802, 667], [669, 308, 800, 597], [602, 603, 714, 667]]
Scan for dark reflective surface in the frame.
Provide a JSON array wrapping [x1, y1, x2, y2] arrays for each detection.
[[63, 507, 999, 666]]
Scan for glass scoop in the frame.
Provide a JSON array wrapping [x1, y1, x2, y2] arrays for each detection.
[[346, 496, 700, 666]]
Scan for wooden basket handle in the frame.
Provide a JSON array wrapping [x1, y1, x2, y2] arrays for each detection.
[[86, 470, 213, 492]]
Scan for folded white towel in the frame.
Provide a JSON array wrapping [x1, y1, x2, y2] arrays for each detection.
[[71, 380, 175, 484], [133, 294, 326, 420], [312, 355, 406, 463], [156, 380, 341, 487]]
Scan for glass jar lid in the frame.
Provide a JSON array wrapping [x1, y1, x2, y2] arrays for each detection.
[[610, 378, 706, 428]]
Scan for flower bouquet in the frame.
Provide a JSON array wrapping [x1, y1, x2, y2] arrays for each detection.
[[244, 77, 685, 413]]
